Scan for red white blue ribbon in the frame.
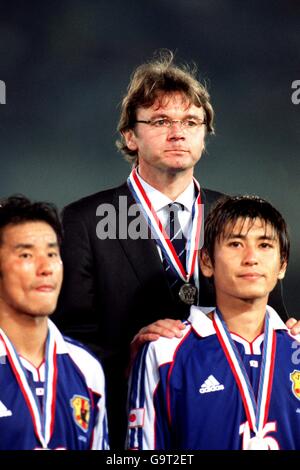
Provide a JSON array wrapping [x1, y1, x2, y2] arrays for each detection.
[[127, 168, 202, 282], [0, 326, 57, 449], [213, 309, 276, 437]]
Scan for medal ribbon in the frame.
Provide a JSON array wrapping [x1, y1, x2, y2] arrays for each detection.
[[213, 309, 276, 436], [0, 325, 57, 449], [127, 168, 202, 282]]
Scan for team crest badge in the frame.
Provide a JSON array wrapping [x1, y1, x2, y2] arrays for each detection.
[[290, 370, 300, 400], [70, 395, 90, 432]]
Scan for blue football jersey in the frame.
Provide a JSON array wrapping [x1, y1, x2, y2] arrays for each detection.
[[127, 306, 300, 450], [0, 320, 109, 450]]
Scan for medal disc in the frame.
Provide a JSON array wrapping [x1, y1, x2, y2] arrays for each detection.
[[178, 283, 197, 305]]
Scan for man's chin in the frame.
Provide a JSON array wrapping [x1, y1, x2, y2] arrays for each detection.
[[164, 163, 191, 174], [24, 307, 56, 319], [239, 293, 269, 303]]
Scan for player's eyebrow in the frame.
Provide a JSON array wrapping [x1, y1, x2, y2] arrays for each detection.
[[149, 112, 202, 119], [225, 234, 276, 240], [14, 243, 34, 250], [14, 242, 59, 250]]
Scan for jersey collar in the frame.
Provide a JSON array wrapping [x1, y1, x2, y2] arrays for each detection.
[[0, 319, 68, 360], [189, 304, 290, 339]]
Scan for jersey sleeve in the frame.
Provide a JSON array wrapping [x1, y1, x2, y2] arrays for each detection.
[[90, 364, 110, 450], [65, 339, 110, 450], [126, 341, 171, 450]]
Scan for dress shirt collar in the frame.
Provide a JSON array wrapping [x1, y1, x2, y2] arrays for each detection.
[[135, 167, 196, 213]]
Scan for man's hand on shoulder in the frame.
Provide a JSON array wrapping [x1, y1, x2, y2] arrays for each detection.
[[286, 317, 300, 335], [129, 319, 185, 369]]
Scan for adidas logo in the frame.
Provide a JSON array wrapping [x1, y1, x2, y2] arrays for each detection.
[[199, 375, 225, 394], [0, 400, 12, 418]]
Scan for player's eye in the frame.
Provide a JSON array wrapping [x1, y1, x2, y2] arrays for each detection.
[[152, 118, 169, 127], [20, 253, 32, 258], [228, 241, 241, 247], [260, 242, 274, 249], [183, 119, 198, 127]]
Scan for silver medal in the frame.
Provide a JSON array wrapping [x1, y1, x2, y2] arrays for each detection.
[[178, 283, 197, 305]]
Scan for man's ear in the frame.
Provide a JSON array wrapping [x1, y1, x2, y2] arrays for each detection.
[[278, 260, 287, 280], [199, 249, 214, 278], [123, 129, 138, 152]]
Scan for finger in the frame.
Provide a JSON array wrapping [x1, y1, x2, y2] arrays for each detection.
[[149, 324, 183, 338], [131, 333, 160, 348], [290, 322, 300, 336], [141, 325, 177, 338], [174, 319, 186, 330], [157, 318, 185, 327], [132, 319, 185, 342], [139, 333, 161, 343], [154, 319, 185, 337], [286, 317, 298, 329]]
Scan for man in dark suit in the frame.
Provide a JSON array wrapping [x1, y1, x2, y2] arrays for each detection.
[[54, 51, 298, 448]]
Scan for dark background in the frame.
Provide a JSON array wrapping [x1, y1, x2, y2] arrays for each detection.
[[0, 0, 299, 314]]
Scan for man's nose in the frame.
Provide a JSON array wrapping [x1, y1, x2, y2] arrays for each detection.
[[242, 247, 258, 265], [37, 256, 53, 276], [167, 121, 185, 139]]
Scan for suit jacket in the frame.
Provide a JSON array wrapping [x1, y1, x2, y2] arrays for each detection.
[[54, 182, 287, 448]]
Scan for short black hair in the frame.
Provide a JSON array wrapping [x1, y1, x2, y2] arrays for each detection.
[[203, 195, 290, 266], [0, 195, 62, 246]]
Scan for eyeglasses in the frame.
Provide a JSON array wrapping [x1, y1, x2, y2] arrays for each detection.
[[135, 117, 206, 130]]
